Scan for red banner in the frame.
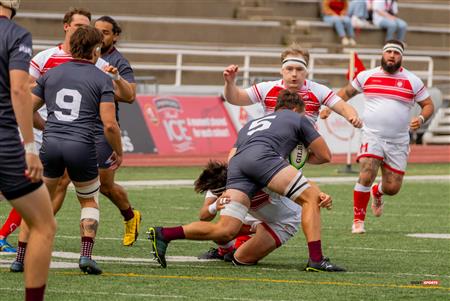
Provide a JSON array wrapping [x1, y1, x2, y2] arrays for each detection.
[[137, 96, 238, 156]]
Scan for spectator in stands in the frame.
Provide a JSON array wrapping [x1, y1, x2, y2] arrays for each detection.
[[321, 0, 356, 46], [372, 0, 407, 42], [348, 0, 371, 29]]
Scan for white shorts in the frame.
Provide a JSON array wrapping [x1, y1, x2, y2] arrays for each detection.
[[243, 213, 300, 247], [356, 131, 409, 174]]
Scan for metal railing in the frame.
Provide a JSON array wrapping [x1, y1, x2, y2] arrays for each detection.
[[34, 44, 433, 87]]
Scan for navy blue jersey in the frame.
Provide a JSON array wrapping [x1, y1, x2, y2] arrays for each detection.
[[235, 109, 320, 159], [32, 60, 114, 144], [0, 16, 33, 133], [94, 47, 135, 136]]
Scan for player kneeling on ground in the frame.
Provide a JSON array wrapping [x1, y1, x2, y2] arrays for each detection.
[[194, 160, 302, 265], [148, 90, 345, 272], [11, 25, 123, 275]]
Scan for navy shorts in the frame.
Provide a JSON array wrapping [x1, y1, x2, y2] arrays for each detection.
[[0, 129, 42, 200], [95, 134, 114, 169], [40, 136, 98, 182], [227, 145, 289, 198]]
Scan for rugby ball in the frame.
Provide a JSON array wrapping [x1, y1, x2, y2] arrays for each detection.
[[289, 143, 308, 169]]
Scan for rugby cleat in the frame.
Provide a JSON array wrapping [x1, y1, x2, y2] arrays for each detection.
[[0, 239, 16, 253], [305, 257, 346, 272], [198, 247, 224, 260], [79, 256, 102, 275], [123, 209, 142, 246], [147, 227, 168, 268], [371, 184, 384, 217], [10, 260, 24, 273], [352, 221, 366, 234]]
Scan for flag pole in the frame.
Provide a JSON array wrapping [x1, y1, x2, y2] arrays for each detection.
[[338, 50, 357, 174]]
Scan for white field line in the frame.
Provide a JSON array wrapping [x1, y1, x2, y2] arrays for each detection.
[[64, 175, 450, 189], [0, 287, 289, 301], [406, 233, 450, 239]]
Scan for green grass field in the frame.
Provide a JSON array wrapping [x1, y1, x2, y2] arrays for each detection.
[[1, 165, 449, 300]]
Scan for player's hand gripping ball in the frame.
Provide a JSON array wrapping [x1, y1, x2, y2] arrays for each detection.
[[289, 143, 308, 169]]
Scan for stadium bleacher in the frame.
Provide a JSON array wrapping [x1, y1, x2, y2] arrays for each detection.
[[15, 0, 450, 145]]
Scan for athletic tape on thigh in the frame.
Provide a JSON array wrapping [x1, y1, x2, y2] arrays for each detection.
[[284, 171, 310, 200], [80, 207, 99, 222], [220, 201, 248, 222], [75, 180, 100, 204]]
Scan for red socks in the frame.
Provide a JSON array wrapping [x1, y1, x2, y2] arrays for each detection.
[[25, 285, 46, 301], [0, 208, 21, 238], [353, 183, 371, 222], [120, 207, 134, 221], [307, 240, 323, 262], [161, 226, 185, 242]]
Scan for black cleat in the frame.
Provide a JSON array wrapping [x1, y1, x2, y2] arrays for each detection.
[[305, 257, 346, 272], [198, 247, 224, 260], [147, 227, 168, 268], [10, 260, 24, 273], [79, 256, 103, 275]]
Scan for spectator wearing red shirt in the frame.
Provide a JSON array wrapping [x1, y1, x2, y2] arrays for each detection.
[[322, 0, 356, 46]]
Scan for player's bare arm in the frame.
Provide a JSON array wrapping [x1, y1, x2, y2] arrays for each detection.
[[330, 100, 363, 128], [223, 64, 253, 106], [306, 136, 331, 164], [103, 65, 136, 103], [10, 69, 43, 182], [99, 102, 123, 170], [199, 196, 230, 221], [320, 83, 359, 119], [409, 98, 434, 130]]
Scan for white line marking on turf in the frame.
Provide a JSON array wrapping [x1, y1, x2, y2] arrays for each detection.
[[68, 175, 448, 188], [406, 233, 450, 239]]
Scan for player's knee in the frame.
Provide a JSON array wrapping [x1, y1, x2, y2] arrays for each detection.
[[76, 180, 100, 205], [382, 185, 401, 196]]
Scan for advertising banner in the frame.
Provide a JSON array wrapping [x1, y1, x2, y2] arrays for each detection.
[[137, 96, 238, 156]]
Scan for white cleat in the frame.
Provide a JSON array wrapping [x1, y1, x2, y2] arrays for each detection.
[[352, 221, 366, 234]]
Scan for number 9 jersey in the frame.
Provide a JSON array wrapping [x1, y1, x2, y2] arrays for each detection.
[[32, 60, 115, 144]]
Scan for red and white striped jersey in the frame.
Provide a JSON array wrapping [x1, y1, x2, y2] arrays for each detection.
[[29, 45, 72, 79], [245, 79, 341, 123], [352, 67, 429, 142]]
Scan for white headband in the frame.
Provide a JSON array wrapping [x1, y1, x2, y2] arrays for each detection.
[[282, 57, 308, 70], [383, 43, 404, 56]]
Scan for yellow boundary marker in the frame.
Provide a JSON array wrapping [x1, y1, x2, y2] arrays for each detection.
[[55, 271, 449, 291]]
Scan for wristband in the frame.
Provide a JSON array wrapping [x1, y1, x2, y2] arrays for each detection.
[[24, 142, 38, 155], [208, 202, 218, 215], [418, 115, 425, 124], [109, 72, 121, 81]]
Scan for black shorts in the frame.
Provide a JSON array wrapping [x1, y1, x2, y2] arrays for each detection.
[[95, 134, 113, 169], [226, 145, 289, 198], [0, 129, 42, 200], [40, 136, 98, 182]]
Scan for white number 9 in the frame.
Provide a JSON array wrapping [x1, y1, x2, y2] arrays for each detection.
[[55, 88, 82, 122]]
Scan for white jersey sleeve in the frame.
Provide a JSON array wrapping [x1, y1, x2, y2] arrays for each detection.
[[245, 80, 282, 104], [406, 71, 430, 102], [352, 69, 370, 93], [310, 81, 341, 108]]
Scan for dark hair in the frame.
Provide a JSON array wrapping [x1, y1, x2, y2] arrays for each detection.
[[70, 25, 103, 60], [63, 8, 91, 25], [275, 89, 305, 112], [95, 15, 122, 35], [194, 161, 228, 194], [384, 39, 405, 51]]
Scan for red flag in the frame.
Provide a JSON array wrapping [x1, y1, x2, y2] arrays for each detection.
[[346, 52, 365, 80]]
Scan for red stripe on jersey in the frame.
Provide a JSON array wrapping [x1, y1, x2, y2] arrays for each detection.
[[364, 88, 414, 101], [253, 85, 262, 101], [264, 86, 285, 110], [322, 91, 334, 105], [365, 76, 413, 91], [250, 191, 270, 209], [42, 57, 73, 74]]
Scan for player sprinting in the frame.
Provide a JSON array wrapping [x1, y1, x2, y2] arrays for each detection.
[[14, 26, 123, 275], [194, 161, 302, 265], [321, 40, 434, 233], [0, 0, 56, 299], [148, 90, 345, 272]]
